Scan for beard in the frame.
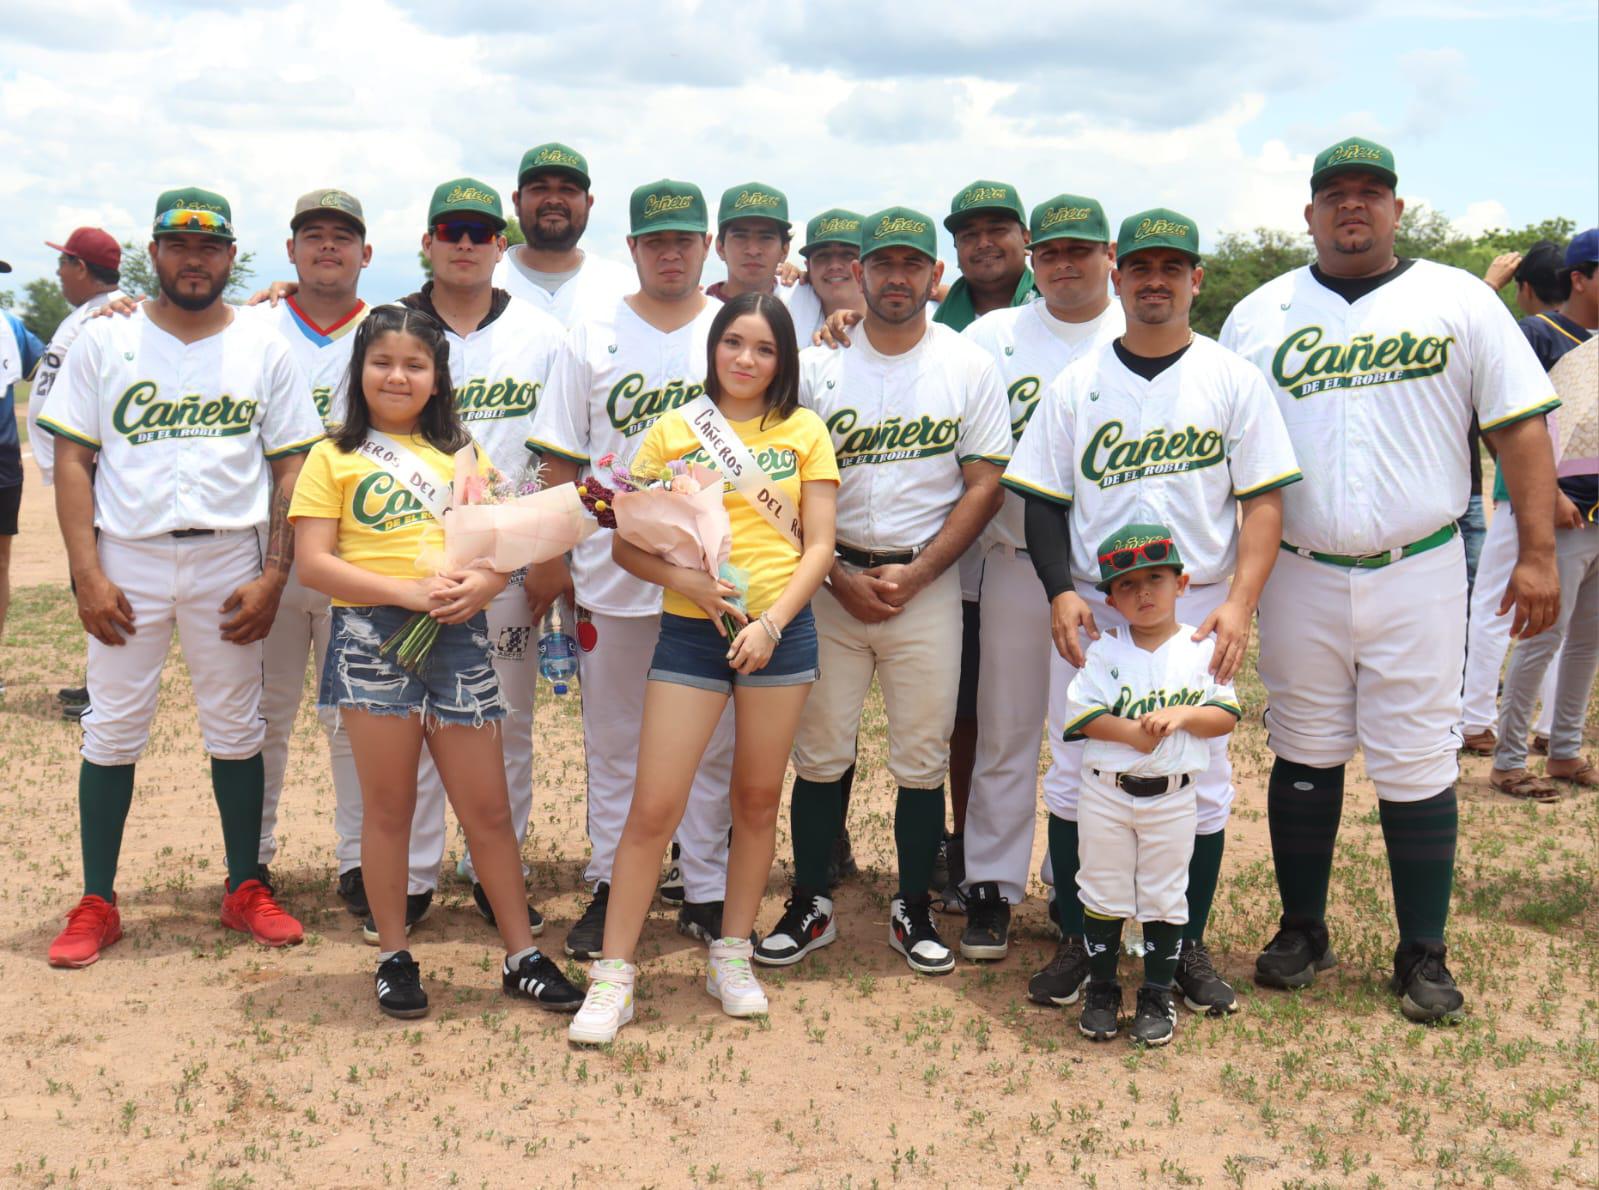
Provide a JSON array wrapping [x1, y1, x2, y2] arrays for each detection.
[[864, 278, 934, 324], [157, 268, 228, 311], [1130, 290, 1177, 325], [1333, 233, 1376, 255], [523, 204, 586, 252]]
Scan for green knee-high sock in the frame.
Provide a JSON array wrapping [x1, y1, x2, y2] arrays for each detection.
[[1083, 911, 1122, 982], [1183, 830, 1225, 942], [792, 776, 843, 891], [894, 785, 945, 899], [1142, 921, 1183, 988], [1378, 788, 1458, 946], [79, 761, 136, 900], [1267, 759, 1345, 922], [1048, 814, 1085, 935], [211, 755, 265, 890]]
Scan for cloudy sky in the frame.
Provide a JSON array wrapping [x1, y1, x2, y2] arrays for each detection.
[[3, 0, 1595, 303]]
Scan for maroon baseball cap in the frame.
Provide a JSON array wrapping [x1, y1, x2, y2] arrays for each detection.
[[46, 227, 121, 270]]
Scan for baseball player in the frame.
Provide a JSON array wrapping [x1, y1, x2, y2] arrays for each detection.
[[706, 182, 793, 303], [40, 188, 323, 968], [396, 178, 567, 940], [526, 179, 736, 959], [1004, 208, 1301, 1016], [957, 195, 1125, 962], [1221, 138, 1561, 1022], [0, 287, 43, 698], [492, 142, 635, 325], [758, 206, 1011, 976], [785, 209, 866, 349]]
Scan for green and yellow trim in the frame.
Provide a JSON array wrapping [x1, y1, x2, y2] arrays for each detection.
[[1480, 397, 1559, 434], [1000, 474, 1072, 506], [265, 434, 323, 461], [960, 452, 1011, 466], [1062, 706, 1108, 741], [36, 416, 101, 450], [525, 436, 589, 465], [1235, 469, 1303, 500], [1204, 698, 1243, 720]]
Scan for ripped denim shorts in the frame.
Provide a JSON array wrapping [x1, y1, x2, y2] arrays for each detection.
[[319, 605, 507, 729]]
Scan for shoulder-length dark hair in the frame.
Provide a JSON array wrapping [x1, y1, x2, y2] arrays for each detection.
[[703, 291, 800, 428], [333, 304, 470, 454]]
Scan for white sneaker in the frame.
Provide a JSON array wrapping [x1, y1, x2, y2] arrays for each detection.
[[707, 937, 769, 1017], [568, 958, 635, 1045]]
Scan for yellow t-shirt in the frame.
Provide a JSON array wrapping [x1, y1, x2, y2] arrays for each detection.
[[632, 405, 839, 619], [288, 435, 490, 607]]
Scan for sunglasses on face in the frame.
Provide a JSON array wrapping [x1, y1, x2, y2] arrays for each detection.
[[433, 220, 497, 245], [1099, 538, 1173, 571], [154, 208, 232, 235]]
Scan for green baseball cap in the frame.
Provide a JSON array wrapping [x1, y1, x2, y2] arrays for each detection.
[[944, 179, 1026, 232], [800, 208, 863, 258], [860, 206, 938, 262], [291, 188, 365, 235], [152, 187, 235, 241], [718, 182, 791, 233], [1094, 523, 1184, 592], [629, 179, 708, 236], [428, 178, 506, 229], [1310, 136, 1397, 193], [1115, 208, 1201, 265], [1029, 194, 1110, 248], [518, 142, 590, 189]]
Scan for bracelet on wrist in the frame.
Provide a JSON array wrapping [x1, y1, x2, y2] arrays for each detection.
[[759, 612, 782, 644]]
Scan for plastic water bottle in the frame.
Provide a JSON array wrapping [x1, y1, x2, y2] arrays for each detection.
[[537, 604, 578, 696]]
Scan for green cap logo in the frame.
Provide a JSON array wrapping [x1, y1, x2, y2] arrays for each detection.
[[518, 142, 591, 189], [1029, 194, 1109, 247], [944, 179, 1026, 232], [717, 182, 791, 232], [861, 206, 938, 262], [801, 208, 863, 257], [427, 177, 506, 229], [1115, 207, 1201, 264], [152, 187, 236, 241], [1094, 522, 1185, 592], [630, 179, 708, 236], [1309, 136, 1398, 193]]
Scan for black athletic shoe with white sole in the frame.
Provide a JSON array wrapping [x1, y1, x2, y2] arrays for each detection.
[[362, 890, 434, 945], [1129, 985, 1177, 1046], [889, 894, 955, 975], [564, 882, 609, 959], [1391, 941, 1465, 1023], [1079, 979, 1121, 1040], [1254, 916, 1337, 989], [658, 841, 685, 906], [1174, 938, 1238, 1015], [676, 899, 727, 944], [337, 867, 370, 919], [375, 950, 428, 1019], [471, 882, 545, 936], [503, 949, 583, 1012], [754, 890, 836, 967], [1029, 935, 1091, 1006], [959, 881, 1010, 961]]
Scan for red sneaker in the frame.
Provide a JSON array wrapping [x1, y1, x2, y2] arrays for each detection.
[[49, 894, 123, 968], [221, 879, 304, 947]]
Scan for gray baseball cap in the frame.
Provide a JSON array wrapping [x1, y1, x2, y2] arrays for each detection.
[[291, 189, 366, 235]]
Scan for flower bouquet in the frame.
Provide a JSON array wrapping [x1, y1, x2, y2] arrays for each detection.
[[577, 453, 750, 640]]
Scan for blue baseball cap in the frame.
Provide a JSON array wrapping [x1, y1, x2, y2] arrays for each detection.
[[1566, 228, 1598, 269]]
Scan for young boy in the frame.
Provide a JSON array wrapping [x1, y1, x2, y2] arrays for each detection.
[[1061, 524, 1242, 1045]]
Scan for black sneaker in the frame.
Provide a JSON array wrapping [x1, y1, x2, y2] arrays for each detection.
[[1390, 942, 1465, 1023], [658, 842, 685, 906], [932, 833, 967, 914], [564, 883, 609, 959], [59, 686, 90, 720], [959, 881, 1011, 961], [375, 950, 428, 1019], [754, 889, 836, 967], [1029, 935, 1091, 1006], [471, 883, 546, 936], [362, 889, 434, 945], [1079, 979, 1122, 1040], [889, 894, 955, 975], [1254, 916, 1337, 989], [1174, 938, 1238, 1015], [676, 900, 726, 945], [826, 826, 859, 889], [337, 867, 370, 918], [1129, 985, 1177, 1046], [503, 948, 583, 1013]]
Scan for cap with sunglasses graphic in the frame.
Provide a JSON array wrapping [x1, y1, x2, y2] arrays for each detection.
[[1095, 522, 1184, 592], [152, 187, 236, 241]]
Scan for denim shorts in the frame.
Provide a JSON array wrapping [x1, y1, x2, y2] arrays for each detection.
[[319, 604, 507, 728], [648, 606, 819, 694]]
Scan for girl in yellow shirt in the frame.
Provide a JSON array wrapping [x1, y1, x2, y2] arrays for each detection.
[[289, 304, 581, 1020], [570, 292, 839, 1043]]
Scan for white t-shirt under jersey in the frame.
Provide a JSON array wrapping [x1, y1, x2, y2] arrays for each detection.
[[492, 248, 636, 330]]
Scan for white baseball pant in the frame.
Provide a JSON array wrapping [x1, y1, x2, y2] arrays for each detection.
[[963, 543, 1050, 904], [1076, 768, 1196, 923], [1258, 536, 1466, 802], [1462, 500, 1556, 737], [82, 531, 267, 766], [257, 566, 363, 869], [1041, 580, 1234, 832], [578, 610, 734, 901]]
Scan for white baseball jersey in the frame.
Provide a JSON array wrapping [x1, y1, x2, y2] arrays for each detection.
[[963, 300, 1126, 549], [527, 297, 722, 617], [798, 321, 1011, 549], [784, 281, 824, 347], [1003, 335, 1303, 586], [243, 297, 369, 429], [1221, 259, 1557, 555], [1063, 627, 1239, 777], [492, 249, 636, 329], [37, 306, 322, 539], [28, 291, 125, 485]]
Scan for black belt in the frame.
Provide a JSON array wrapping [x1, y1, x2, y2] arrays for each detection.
[[170, 529, 216, 539], [836, 543, 919, 568], [1093, 770, 1191, 798]]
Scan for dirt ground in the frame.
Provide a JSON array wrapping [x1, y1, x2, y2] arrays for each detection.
[[1, 438, 1595, 1189]]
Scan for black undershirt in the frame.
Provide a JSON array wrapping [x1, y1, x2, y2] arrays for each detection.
[[1112, 338, 1193, 381], [400, 282, 512, 331], [1308, 257, 1415, 303]]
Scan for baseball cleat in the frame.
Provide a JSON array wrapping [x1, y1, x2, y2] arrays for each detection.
[[1078, 979, 1122, 1040], [1129, 985, 1178, 1046], [49, 894, 123, 968], [1254, 918, 1337, 989]]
